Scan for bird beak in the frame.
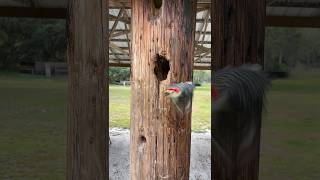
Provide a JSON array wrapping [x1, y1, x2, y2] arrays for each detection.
[[164, 90, 170, 96], [164, 89, 172, 96]]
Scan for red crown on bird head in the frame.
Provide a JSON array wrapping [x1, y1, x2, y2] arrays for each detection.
[[167, 87, 180, 93], [212, 85, 219, 100]]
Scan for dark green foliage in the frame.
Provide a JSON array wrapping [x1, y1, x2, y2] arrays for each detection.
[[0, 18, 66, 68], [265, 27, 320, 71], [108, 67, 130, 84], [193, 70, 210, 84]]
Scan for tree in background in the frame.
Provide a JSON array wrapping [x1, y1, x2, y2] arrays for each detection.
[[109, 67, 130, 84], [193, 70, 211, 84], [265, 27, 320, 71], [0, 18, 66, 68], [299, 29, 320, 67]]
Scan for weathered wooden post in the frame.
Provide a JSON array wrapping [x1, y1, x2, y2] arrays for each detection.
[[212, 0, 266, 179], [67, 0, 108, 179], [130, 0, 196, 179]]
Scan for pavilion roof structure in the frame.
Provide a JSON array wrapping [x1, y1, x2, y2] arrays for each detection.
[[0, 0, 319, 69]]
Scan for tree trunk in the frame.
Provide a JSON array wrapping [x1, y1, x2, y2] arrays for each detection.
[[130, 1, 196, 179], [66, 0, 108, 179], [212, 0, 266, 179]]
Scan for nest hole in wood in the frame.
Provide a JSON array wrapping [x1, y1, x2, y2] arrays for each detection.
[[154, 54, 170, 81], [149, 0, 162, 20], [154, 0, 162, 9], [140, 135, 147, 144]]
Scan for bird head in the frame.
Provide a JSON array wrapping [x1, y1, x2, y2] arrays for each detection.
[[164, 87, 181, 98]]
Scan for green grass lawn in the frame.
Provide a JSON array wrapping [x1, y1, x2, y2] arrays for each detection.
[[0, 70, 320, 179], [260, 73, 320, 180]]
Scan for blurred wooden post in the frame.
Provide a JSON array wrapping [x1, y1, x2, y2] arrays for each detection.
[[130, 0, 196, 179], [211, 0, 266, 179], [66, 0, 108, 179]]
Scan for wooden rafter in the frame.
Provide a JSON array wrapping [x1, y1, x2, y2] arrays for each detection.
[[195, 50, 210, 62], [109, 14, 130, 24], [269, 1, 320, 8], [196, 9, 210, 42], [201, 11, 210, 44], [109, 42, 129, 55], [266, 16, 320, 28], [110, 48, 122, 63], [194, 8, 210, 59], [109, 8, 125, 37], [122, 6, 131, 55]]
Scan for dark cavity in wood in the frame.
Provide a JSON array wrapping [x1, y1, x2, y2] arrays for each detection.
[[154, 0, 162, 9], [149, 0, 162, 21], [139, 135, 147, 143], [154, 54, 170, 81]]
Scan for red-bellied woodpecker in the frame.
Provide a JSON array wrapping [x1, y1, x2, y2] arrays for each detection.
[[212, 64, 270, 176], [164, 81, 195, 114]]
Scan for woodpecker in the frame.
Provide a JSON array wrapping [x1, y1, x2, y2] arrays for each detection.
[[212, 64, 270, 175], [212, 64, 268, 113], [164, 81, 195, 114]]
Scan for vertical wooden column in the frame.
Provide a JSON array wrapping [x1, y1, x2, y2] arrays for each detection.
[[212, 0, 265, 70], [130, 0, 196, 179], [67, 0, 108, 179], [211, 0, 266, 179]]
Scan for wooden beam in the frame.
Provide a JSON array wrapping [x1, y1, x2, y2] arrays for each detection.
[[1, 6, 320, 29], [195, 9, 210, 42], [130, 0, 196, 179], [212, 0, 265, 179], [67, 0, 108, 179], [266, 16, 320, 28], [0, 7, 66, 19], [110, 42, 129, 54], [109, 0, 130, 8], [195, 50, 210, 62], [193, 65, 211, 70], [268, 2, 320, 8], [109, 14, 130, 24], [123, 8, 132, 55], [109, 8, 125, 37]]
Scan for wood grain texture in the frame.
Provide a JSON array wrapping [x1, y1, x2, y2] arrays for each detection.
[[67, 0, 108, 179], [130, 0, 196, 179], [211, 0, 266, 179], [212, 0, 265, 71]]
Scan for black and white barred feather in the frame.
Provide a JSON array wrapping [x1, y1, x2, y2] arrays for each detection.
[[212, 64, 269, 113], [212, 64, 270, 177]]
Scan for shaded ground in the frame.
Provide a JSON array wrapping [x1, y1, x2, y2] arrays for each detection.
[[109, 128, 211, 180]]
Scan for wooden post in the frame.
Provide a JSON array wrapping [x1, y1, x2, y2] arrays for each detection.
[[130, 0, 196, 179], [66, 0, 108, 179], [212, 0, 266, 179]]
